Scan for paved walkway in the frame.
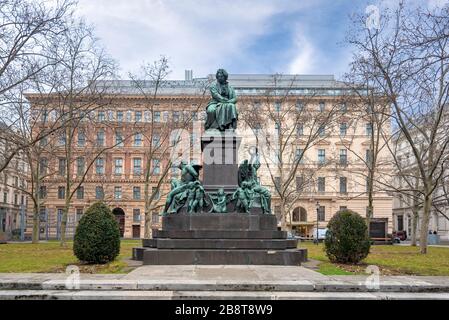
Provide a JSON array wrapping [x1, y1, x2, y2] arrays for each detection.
[[1, 265, 449, 299]]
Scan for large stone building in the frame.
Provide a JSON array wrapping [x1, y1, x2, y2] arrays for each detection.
[[0, 126, 29, 241], [392, 132, 449, 241], [25, 72, 393, 239]]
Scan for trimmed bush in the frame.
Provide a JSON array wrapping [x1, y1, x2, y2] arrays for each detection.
[[73, 202, 120, 264], [324, 209, 371, 264]]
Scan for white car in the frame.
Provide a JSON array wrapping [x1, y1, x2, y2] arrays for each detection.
[[312, 228, 328, 240]]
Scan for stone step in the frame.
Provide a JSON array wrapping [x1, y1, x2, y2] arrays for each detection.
[[134, 248, 307, 265], [142, 238, 298, 249], [1, 290, 449, 300], [153, 230, 287, 239]]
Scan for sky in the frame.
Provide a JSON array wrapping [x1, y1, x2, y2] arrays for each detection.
[[76, 0, 449, 80]]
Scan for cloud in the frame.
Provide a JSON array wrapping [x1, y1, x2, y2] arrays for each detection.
[[76, 0, 318, 79], [287, 32, 316, 74]]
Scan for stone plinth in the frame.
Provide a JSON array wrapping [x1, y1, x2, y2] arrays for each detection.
[[133, 213, 307, 266], [201, 132, 241, 194]]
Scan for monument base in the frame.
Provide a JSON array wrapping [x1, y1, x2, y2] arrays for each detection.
[[133, 213, 307, 266]]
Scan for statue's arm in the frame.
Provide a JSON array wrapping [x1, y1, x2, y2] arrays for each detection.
[[186, 165, 199, 179], [227, 87, 237, 104], [210, 85, 228, 103]]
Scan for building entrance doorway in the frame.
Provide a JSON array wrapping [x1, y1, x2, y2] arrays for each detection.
[[112, 208, 125, 237], [132, 225, 141, 238]]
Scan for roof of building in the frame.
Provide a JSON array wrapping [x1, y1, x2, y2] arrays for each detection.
[[90, 73, 349, 96]]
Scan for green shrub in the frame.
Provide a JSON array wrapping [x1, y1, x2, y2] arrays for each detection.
[[324, 209, 371, 264], [73, 202, 120, 264]]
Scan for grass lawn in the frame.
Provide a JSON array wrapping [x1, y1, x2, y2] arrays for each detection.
[[0, 240, 140, 274], [300, 242, 449, 276]]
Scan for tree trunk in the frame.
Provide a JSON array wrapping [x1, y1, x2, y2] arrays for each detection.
[[411, 206, 419, 246], [419, 195, 432, 254], [59, 199, 70, 247], [32, 202, 40, 244]]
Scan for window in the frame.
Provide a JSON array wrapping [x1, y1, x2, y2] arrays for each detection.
[[58, 158, 66, 176], [133, 209, 141, 222], [2, 192, 7, 203], [41, 109, 48, 122], [135, 111, 142, 122], [173, 111, 180, 122], [97, 111, 106, 122], [152, 134, 161, 148], [39, 158, 48, 175], [154, 111, 161, 122], [340, 103, 347, 113], [115, 131, 124, 147], [296, 100, 303, 112], [58, 134, 66, 146], [76, 157, 85, 176], [133, 158, 142, 175], [133, 186, 141, 200], [95, 186, 104, 199], [340, 123, 347, 136], [296, 176, 304, 192], [114, 158, 123, 175], [134, 133, 143, 146], [318, 206, 325, 221], [114, 186, 122, 199], [152, 159, 160, 175], [39, 136, 47, 147], [340, 206, 347, 211], [76, 208, 83, 223], [295, 148, 304, 163], [317, 149, 325, 164], [366, 149, 373, 165], [96, 129, 105, 146], [152, 187, 160, 200], [144, 110, 151, 122], [76, 186, 84, 199], [152, 212, 159, 224], [96, 158, 105, 175], [366, 123, 373, 136], [58, 186, 65, 199], [126, 111, 132, 122], [319, 101, 325, 112], [163, 111, 169, 122], [339, 149, 347, 165], [274, 177, 281, 190], [77, 131, 86, 147], [191, 111, 198, 121], [116, 111, 124, 122], [39, 186, 47, 199], [274, 101, 281, 112], [340, 177, 347, 194], [297, 124, 304, 137], [318, 177, 325, 192], [14, 194, 18, 205], [318, 125, 325, 137]]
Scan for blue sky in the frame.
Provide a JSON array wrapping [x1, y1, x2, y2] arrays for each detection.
[[77, 0, 448, 80]]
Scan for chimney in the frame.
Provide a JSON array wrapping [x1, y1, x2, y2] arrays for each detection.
[[185, 69, 193, 81]]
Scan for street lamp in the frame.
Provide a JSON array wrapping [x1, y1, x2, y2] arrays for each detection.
[[315, 201, 320, 245]]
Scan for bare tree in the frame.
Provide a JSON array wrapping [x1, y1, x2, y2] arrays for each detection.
[[240, 74, 340, 230], [129, 57, 209, 238], [36, 18, 118, 247], [0, 0, 75, 172], [347, 2, 449, 253]]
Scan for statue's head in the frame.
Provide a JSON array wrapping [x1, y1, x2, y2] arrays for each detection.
[[216, 68, 228, 84], [218, 188, 225, 195], [178, 160, 188, 169]]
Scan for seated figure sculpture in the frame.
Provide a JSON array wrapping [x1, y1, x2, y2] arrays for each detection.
[[163, 161, 205, 214], [205, 69, 238, 131], [236, 157, 272, 214]]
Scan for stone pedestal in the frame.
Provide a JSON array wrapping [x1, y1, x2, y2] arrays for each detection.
[[201, 132, 241, 193], [133, 213, 307, 265], [133, 130, 308, 266]]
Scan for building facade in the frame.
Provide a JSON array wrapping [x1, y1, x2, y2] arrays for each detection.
[[392, 134, 449, 241], [0, 132, 29, 241], [25, 73, 393, 239]]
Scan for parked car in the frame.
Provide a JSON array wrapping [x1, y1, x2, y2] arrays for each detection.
[[393, 230, 407, 241], [312, 228, 328, 242]]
